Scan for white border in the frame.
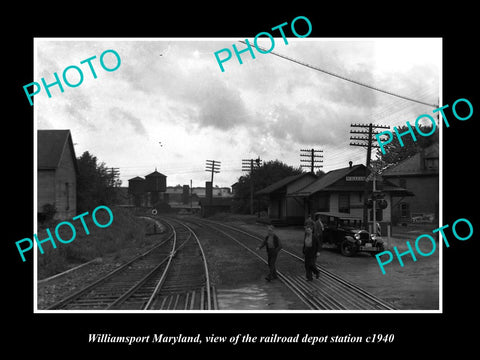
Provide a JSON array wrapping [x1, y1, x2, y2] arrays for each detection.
[[33, 37, 443, 314]]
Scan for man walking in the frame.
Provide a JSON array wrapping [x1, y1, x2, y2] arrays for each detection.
[[257, 225, 282, 281], [303, 226, 320, 281], [313, 214, 325, 253]]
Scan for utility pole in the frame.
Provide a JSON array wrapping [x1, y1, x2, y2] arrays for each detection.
[[108, 167, 120, 187], [242, 157, 262, 215], [205, 160, 221, 183], [349, 123, 390, 230], [205, 160, 220, 206], [300, 148, 323, 173]]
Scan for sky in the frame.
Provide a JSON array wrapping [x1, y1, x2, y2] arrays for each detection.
[[34, 38, 441, 188]]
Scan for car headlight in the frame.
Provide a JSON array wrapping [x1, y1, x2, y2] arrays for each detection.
[[354, 233, 360, 240], [370, 234, 377, 241]]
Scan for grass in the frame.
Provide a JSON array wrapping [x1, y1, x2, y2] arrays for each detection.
[[37, 207, 149, 279]]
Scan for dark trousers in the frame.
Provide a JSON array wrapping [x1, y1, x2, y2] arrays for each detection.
[[266, 248, 278, 279], [304, 247, 319, 280]]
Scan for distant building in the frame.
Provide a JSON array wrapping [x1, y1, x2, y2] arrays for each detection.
[[127, 169, 167, 207], [198, 197, 233, 217], [164, 185, 232, 208], [37, 130, 78, 219], [128, 176, 148, 207], [381, 143, 439, 224]]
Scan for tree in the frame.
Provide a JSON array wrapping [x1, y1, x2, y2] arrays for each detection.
[[76, 151, 120, 212], [232, 160, 303, 214], [373, 124, 438, 172]]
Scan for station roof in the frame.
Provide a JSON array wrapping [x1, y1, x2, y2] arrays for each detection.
[[256, 172, 317, 196], [290, 164, 413, 197], [291, 164, 365, 197]]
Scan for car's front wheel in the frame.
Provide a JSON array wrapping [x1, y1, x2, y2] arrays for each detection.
[[340, 239, 357, 257]]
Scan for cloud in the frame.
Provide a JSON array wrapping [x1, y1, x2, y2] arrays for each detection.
[[108, 107, 147, 136], [196, 81, 250, 130]]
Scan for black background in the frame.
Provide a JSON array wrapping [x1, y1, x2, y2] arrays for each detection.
[[5, 5, 477, 355]]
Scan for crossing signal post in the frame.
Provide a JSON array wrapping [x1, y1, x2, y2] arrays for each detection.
[[242, 157, 262, 215], [349, 123, 390, 229], [300, 149, 323, 173]]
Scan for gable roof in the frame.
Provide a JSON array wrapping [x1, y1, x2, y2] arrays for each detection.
[[145, 169, 167, 178], [382, 143, 439, 177], [256, 172, 317, 196], [128, 176, 145, 181], [289, 163, 414, 197], [291, 164, 366, 196], [38, 129, 78, 173]]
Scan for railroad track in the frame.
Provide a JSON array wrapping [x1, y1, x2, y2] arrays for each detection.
[[187, 217, 395, 311], [47, 218, 215, 310]]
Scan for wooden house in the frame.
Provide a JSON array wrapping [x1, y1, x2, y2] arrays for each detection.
[[381, 143, 439, 224], [37, 130, 78, 220]]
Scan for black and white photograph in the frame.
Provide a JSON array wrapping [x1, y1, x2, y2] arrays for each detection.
[[6, 7, 478, 355], [32, 37, 441, 312]]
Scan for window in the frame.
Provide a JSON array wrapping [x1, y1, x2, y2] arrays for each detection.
[[65, 182, 70, 210], [425, 158, 438, 170], [338, 193, 350, 213], [400, 202, 409, 218]]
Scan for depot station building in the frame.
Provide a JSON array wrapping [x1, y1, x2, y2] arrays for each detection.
[[256, 162, 413, 235]]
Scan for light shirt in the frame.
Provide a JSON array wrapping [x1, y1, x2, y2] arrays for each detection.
[[305, 233, 313, 247]]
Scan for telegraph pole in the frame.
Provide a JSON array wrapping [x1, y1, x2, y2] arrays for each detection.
[[300, 148, 323, 173], [349, 123, 390, 229], [205, 160, 220, 206], [205, 160, 221, 183], [242, 157, 262, 215], [109, 167, 120, 187]]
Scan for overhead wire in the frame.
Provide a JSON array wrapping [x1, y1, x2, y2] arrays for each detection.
[[242, 40, 439, 109]]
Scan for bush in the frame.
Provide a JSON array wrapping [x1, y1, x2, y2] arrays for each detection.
[[37, 207, 148, 279], [38, 203, 56, 224]]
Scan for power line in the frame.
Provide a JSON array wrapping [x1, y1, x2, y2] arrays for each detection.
[[242, 41, 439, 108]]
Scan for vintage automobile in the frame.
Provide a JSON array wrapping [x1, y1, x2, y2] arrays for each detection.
[[313, 212, 385, 257]]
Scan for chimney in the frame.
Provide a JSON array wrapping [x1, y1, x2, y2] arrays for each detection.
[[349, 161, 353, 168]]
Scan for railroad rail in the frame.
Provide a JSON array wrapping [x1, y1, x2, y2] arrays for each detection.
[[47, 218, 215, 310], [189, 217, 395, 311]]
